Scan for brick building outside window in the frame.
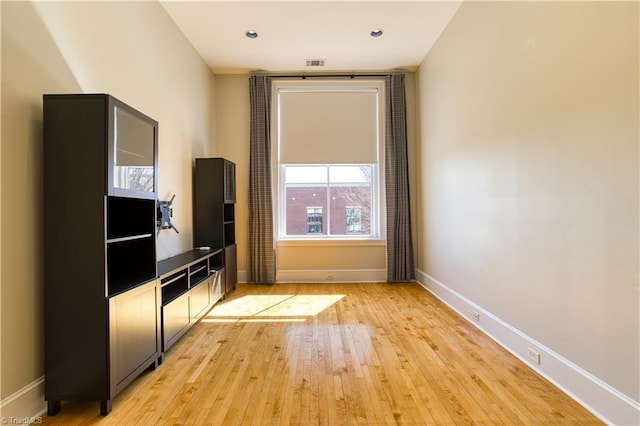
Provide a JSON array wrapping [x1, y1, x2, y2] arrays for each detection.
[[285, 179, 372, 236]]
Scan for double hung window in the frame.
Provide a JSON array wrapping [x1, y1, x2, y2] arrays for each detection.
[[274, 80, 384, 240]]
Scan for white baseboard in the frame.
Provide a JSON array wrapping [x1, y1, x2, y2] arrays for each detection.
[[416, 269, 640, 426], [237, 269, 386, 284], [0, 376, 46, 422], [275, 269, 386, 283]]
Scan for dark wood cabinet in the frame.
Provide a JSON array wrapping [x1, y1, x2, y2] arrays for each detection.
[[194, 158, 237, 295], [109, 281, 161, 395], [158, 249, 224, 352], [43, 94, 160, 416]]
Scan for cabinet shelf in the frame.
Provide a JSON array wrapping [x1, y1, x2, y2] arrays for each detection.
[[107, 233, 153, 244], [160, 270, 189, 306], [189, 260, 209, 287], [160, 272, 186, 288], [223, 204, 234, 222], [189, 264, 207, 276], [161, 285, 189, 306], [107, 234, 156, 297], [107, 197, 156, 240]]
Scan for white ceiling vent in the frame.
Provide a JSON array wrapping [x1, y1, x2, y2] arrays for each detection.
[[305, 59, 326, 67]]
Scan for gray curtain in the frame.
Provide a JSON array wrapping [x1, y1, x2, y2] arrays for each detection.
[[247, 75, 276, 283], [385, 74, 415, 282]]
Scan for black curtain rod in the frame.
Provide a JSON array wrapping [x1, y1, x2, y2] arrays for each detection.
[[250, 71, 405, 79]]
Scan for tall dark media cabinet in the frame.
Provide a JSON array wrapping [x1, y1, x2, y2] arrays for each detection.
[[193, 158, 237, 295], [43, 94, 161, 416]]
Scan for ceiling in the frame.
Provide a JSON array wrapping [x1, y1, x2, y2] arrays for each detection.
[[160, 1, 463, 74]]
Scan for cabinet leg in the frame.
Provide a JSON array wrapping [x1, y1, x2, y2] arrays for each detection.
[[47, 400, 61, 416], [100, 400, 112, 416]]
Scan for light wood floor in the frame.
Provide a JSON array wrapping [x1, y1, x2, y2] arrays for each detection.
[[43, 282, 602, 425]]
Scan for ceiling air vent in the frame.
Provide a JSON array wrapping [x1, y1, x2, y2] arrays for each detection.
[[305, 59, 326, 67]]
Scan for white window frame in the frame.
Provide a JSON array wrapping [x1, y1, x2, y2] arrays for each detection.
[[272, 79, 386, 242]]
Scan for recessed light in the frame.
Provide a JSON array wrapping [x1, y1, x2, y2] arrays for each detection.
[[245, 30, 258, 39], [370, 28, 383, 37]]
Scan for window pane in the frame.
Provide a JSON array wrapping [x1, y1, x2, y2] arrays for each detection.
[[329, 166, 372, 184], [285, 166, 327, 184], [285, 185, 327, 235], [283, 164, 373, 237], [329, 185, 371, 236], [306, 207, 323, 234], [346, 207, 362, 234]]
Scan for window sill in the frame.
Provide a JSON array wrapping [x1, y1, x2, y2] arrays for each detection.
[[277, 239, 385, 248]]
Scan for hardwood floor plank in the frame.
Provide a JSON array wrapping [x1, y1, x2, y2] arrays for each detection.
[[41, 282, 603, 425]]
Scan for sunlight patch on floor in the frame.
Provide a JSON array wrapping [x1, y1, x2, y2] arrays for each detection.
[[208, 295, 293, 317], [202, 294, 345, 323]]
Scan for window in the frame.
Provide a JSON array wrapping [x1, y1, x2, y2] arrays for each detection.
[[306, 207, 323, 234], [274, 80, 384, 240], [346, 207, 362, 234]]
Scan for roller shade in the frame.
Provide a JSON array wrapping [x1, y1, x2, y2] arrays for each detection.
[[278, 89, 379, 164]]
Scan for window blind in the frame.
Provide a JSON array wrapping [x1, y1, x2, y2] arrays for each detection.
[[277, 89, 379, 164]]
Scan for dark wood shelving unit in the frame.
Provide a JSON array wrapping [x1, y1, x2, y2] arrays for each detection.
[[193, 158, 237, 296], [43, 94, 160, 416]]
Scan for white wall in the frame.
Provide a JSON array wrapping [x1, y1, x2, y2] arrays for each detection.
[[213, 75, 250, 278], [0, 1, 215, 417], [416, 1, 638, 423]]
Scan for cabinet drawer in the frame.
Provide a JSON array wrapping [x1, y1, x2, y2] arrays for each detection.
[[190, 281, 210, 320], [162, 293, 190, 350]]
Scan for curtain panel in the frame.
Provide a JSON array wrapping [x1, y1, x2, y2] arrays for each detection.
[[385, 74, 416, 282], [247, 75, 276, 283]]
